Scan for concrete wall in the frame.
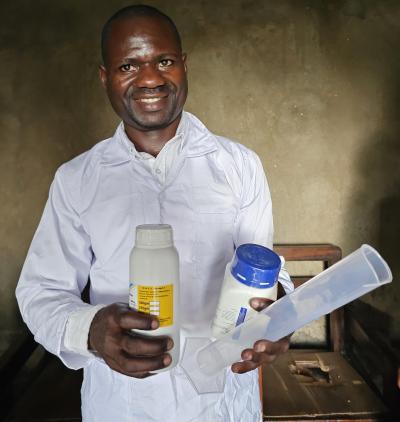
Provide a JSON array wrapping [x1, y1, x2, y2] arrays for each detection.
[[1, 0, 399, 348]]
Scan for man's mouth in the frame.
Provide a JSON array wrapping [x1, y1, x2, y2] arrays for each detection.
[[135, 96, 167, 104]]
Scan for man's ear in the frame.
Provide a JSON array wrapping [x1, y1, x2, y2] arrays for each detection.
[[99, 64, 107, 89], [182, 53, 187, 73]]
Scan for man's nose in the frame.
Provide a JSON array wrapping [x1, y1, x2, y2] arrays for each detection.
[[135, 63, 164, 88]]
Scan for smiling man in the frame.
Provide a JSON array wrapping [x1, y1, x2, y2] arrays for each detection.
[[16, 5, 292, 422], [100, 10, 188, 152]]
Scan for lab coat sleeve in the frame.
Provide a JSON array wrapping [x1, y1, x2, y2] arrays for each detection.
[[233, 149, 294, 293], [16, 168, 96, 369], [233, 150, 274, 249]]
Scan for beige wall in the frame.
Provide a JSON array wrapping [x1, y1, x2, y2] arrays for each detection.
[[1, 0, 399, 347]]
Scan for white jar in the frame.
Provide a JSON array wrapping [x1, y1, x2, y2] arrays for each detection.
[[212, 244, 280, 338], [129, 224, 180, 371]]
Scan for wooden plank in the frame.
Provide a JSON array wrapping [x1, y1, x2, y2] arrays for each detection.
[[264, 418, 380, 421], [262, 350, 387, 420], [291, 276, 311, 288], [346, 310, 400, 417], [274, 244, 342, 264], [330, 308, 345, 353]]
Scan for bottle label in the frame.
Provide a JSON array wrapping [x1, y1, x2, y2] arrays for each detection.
[[129, 284, 174, 327], [235, 307, 248, 327]]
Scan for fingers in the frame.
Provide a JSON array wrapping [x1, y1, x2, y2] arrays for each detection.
[[231, 349, 275, 374], [253, 336, 290, 355], [89, 303, 159, 353], [104, 352, 172, 377], [117, 307, 159, 331], [88, 303, 175, 379], [249, 297, 274, 312], [231, 336, 291, 374], [231, 360, 259, 374], [121, 332, 173, 357]]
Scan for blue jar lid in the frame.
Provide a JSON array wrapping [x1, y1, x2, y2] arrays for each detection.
[[231, 244, 281, 288]]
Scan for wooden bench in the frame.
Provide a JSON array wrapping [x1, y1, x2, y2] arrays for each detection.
[[261, 244, 400, 421], [2, 244, 399, 421]]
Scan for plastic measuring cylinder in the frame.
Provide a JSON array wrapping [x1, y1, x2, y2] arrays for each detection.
[[180, 244, 392, 394]]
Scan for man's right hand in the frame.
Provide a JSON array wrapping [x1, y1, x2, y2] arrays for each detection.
[[88, 303, 173, 378]]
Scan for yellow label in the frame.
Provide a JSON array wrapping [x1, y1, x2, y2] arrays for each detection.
[[129, 284, 173, 327]]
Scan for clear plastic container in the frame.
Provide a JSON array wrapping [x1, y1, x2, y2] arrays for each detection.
[[181, 244, 392, 393], [129, 224, 180, 371]]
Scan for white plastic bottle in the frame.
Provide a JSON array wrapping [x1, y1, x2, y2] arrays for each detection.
[[212, 244, 281, 338], [129, 224, 180, 371]]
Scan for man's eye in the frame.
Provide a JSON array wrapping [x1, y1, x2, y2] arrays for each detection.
[[159, 59, 173, 68], [120, 64, 134, 72]]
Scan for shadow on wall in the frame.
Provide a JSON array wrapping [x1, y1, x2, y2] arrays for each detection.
[[349, 300, 394, 339], [344, 70, 400, 343], [307, 0, 400, 343]]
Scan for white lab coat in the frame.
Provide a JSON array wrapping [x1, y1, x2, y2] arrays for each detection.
[[17, 112, 277, 421]]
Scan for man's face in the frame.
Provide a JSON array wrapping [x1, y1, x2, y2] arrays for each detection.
[[100, 16, 188, 132]]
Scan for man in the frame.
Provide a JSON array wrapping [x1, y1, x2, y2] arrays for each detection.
[[16, 5, 292, 421]]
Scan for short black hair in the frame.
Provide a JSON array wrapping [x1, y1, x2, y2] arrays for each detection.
[[101, 4, 182, 64]]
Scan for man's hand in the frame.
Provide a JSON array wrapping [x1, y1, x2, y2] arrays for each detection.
[[89, 303, 173, 378], [231, 298, 290, 374]]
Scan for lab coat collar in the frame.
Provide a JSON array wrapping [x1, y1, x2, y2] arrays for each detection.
[[100, 111, 218, 166]]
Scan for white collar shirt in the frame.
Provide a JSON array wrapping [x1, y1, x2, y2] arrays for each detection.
[[121, 117, 185, 186]]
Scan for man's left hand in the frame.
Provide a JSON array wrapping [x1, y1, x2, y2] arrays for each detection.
[[231, 298, 291, 374]]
